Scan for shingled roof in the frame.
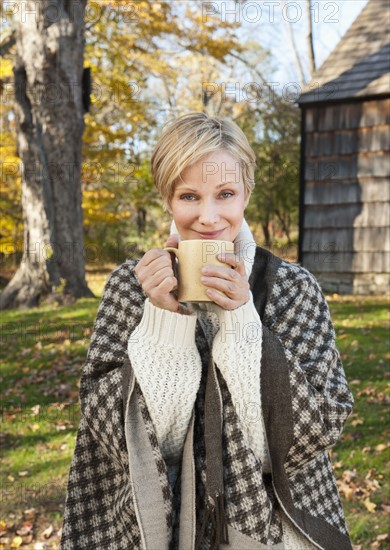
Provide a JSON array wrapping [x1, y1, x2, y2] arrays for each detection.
[[298, 0, 390, 105]]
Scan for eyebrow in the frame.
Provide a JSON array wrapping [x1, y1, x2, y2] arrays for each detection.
[[175, 182, 238, 192]]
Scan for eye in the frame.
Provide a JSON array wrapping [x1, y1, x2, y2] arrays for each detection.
[[180, 194, 197, 201], [220, 191, 234, 199]]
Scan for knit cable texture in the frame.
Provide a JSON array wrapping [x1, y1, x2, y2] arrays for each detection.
[[127, 299, 201, 463]]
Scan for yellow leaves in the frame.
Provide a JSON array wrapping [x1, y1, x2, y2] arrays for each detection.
[[29, 423, 40, 432], [337, 467, 384, 512], [363, 498, 377, 513], [10, 536, 23, 548], [0, 58, 13, 79]]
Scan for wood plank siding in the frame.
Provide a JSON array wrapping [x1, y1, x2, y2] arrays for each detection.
[[297, 0, 389, 294], [300, 99, 389, 293]]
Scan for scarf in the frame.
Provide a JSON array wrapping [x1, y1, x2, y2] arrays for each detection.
[[169, 218, 256, 548]]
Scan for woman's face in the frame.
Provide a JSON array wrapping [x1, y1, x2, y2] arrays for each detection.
[[169, 149, 250, 242]]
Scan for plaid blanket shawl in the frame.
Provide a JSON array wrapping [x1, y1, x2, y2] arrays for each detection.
[[60, 245, 354, 550]]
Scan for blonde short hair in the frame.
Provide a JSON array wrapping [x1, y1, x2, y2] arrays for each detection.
[[151, 112, 256, 209]]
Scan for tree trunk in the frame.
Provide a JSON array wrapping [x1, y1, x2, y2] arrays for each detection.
[[137, 208, 147, 236], [0, 0, 93, 310], [262, 223, 271, 245]]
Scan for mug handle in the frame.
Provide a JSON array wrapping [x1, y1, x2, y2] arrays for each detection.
[[164, 247, 179, 291], [164, 247, 179, 257]]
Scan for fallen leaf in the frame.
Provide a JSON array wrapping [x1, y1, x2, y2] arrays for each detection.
[[16, 521, 33, 536], [342, 469, 357, 483], [377, 533, 389, 542], [337, 480, 354, 500], [42, 525, 53, 539], [10, 537, 23, 548], [29, 424, 40, 432], [364, 498, 377, 513], [17, 471, 29, 477], [375, 443, 387, 452], [350, 417, 364, 426]]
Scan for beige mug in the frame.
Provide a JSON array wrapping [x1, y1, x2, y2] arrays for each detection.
[[164, 239, 235, 302]]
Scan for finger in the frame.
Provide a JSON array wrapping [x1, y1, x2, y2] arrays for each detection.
[[204, 287, 238, 310], [139, 248, 169, 268], [217, 252, 244, 272], [165, 234, 179, 248], [150, 275, 178, 298], [201, 263, 243, 282], [201, 275, 247, 298], [144, 267, 177, 293], [136, 260, 174, 291], [138, 250, 173, 276]]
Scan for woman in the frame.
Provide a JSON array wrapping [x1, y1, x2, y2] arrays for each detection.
[[60, 113, 354, 550]]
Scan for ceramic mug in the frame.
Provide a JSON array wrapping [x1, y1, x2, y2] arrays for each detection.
[[164, 239, 235, 302]]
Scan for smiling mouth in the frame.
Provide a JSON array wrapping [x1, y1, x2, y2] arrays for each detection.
[[195, 229, 226, 238]]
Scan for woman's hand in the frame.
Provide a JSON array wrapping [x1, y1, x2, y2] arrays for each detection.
[[134, 235, 179, 312], [200, 253, 250, 310]]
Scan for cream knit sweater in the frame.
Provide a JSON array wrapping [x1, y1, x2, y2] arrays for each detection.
[[127, 220, 317, 550]]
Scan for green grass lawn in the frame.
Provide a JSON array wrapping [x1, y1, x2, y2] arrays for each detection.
[[0, 271, 389, 549]]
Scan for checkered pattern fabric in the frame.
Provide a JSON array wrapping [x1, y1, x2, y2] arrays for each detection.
[[60, 254, 353, 549], [219, 371, 283, 544], [289, 451, 347, 533], [263, 261, 353, 535]]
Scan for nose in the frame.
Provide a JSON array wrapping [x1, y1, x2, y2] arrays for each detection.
[[198, 201, 220, 225]]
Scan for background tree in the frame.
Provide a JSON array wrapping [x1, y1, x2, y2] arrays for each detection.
[[0, 0, 90, 310]]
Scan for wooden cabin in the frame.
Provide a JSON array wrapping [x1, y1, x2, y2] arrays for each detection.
[[297, 0, 389, 294]]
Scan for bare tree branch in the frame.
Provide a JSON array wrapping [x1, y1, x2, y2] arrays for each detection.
[[227, 51, 268, 86], [306, 0, 316, 76], [286, 20, 305, 85]]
